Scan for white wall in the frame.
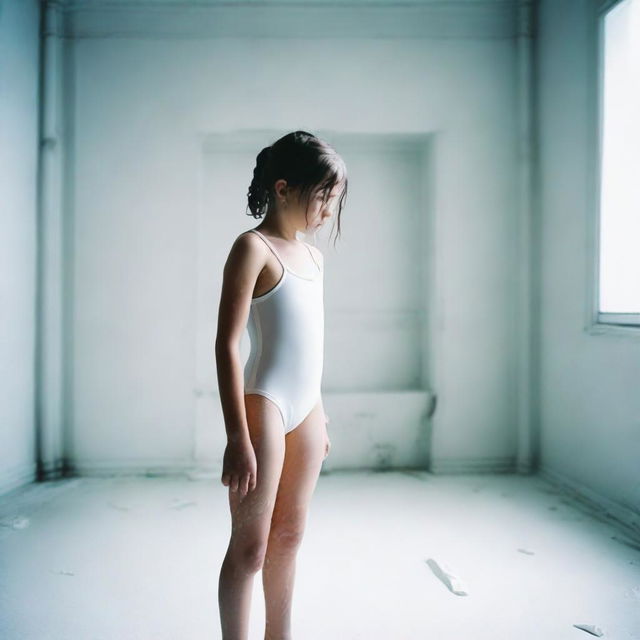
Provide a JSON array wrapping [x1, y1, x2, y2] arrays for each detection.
[[0, 0, 40, 493], [4, 0, 637, 529], [67, 4, 520, 476], [537, 0, 640, 521]]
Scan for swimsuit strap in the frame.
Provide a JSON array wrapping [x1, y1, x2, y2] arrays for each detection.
[[303, 242, 322, 272], [249, 229, 286, 270], [250, 229, 321, 273]]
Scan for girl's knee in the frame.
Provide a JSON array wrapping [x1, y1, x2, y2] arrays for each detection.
[[268, 523, 305, 552], [230, 537, 269, 573]]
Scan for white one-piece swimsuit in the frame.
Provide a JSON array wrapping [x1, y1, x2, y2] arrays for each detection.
[[243, 229, 324, 434]]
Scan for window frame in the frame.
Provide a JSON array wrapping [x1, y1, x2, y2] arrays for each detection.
[[585, 0, 640, 336]]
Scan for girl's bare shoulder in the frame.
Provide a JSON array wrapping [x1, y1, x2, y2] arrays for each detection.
[[224, 230, 268, 269], [230, 229, 268, 253], [306, 243, 324, 268]]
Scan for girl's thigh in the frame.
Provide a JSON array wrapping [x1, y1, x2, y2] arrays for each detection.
[[227, 394, 286, 542], [270, 398, 326, 532]]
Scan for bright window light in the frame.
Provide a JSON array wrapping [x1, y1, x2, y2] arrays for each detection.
[[598, 0, 640, 314]]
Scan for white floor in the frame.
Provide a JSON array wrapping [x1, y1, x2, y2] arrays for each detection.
[[0, 471, 639, 640]]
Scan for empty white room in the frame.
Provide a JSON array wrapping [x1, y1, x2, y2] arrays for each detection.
[[1, 0, 639, 638]]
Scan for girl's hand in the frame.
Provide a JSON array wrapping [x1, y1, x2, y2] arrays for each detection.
[[221, 438, 257, 497], [323, 413, 331, 460]]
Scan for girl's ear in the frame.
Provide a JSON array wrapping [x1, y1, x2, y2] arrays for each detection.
[[273, 178, 287, 199]]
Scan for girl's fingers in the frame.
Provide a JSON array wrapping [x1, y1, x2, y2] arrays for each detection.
[[223, 471, 257, 492]]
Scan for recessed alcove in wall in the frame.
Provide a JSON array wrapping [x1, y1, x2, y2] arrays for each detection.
[[194, 131, 435, 469]]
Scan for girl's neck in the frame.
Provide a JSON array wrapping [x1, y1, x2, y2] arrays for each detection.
[[255, 218, 302, 243]]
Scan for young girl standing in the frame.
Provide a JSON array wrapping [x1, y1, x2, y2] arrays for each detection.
[[215, 131, 347, 640]]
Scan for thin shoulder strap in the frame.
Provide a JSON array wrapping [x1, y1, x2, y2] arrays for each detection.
[[303, 242, 322, 272], [249, 229, 285, 269]]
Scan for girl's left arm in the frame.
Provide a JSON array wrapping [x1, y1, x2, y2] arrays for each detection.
[[315, 246, 330, 457]]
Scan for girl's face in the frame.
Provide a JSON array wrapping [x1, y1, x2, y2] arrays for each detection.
[[302, 185, 342, 233]]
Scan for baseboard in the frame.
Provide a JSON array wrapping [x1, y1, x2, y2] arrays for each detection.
[[539, 465, 640, 544], [71, 458, 202, 478], [430, 456, 517, 474]]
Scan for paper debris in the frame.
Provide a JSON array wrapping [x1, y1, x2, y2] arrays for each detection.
[[425, 558, 468, 596], [573, 623, 604, 636]]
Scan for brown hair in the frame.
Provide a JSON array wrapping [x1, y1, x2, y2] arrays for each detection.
[[246, 130, 347, 245]]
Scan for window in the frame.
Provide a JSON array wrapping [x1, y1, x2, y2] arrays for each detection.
[[596, 0, 640, 326]]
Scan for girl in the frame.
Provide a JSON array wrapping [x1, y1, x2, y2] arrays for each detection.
[[215, 131, 347, 640]]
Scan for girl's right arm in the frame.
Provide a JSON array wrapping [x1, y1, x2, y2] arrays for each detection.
[[215, 232, 265, 494]]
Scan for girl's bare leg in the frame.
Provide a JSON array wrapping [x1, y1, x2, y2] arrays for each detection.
[[262, 399, 326, 640], [218, 394, 286, 640]]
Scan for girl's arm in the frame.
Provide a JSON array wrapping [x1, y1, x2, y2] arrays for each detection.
[[313, 246, 327, 426], [215, 232, 266, 445], [310, 245, 328, 426]]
